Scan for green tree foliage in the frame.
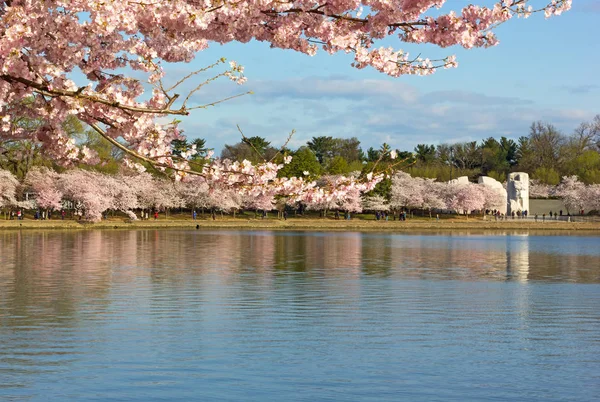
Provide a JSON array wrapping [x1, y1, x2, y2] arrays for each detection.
[[368, 176, 392, 199], [222, 136, 278, 163], [78, 130, 123, 174], [170, 138, 210, 172], [0, 111, 88, 178], [516, 122, 565, 172], [277, 147, 321, 178], [414, 144, 436, 164], [563, 150, 600, 184], [452, 141, 481, 170], [172, 138, 208, 157], [307, 136, 363, 170], [366, 147, 380, 162], [307, 136, 335, 164], [326, 155, 350, 175], [531, 166, 561, 185], [480, 136, 516, 176], [332, 137, 363, 163], [9, 111, 600, 191], [0, 139, 52, 179], [243, 136, 271, 154]]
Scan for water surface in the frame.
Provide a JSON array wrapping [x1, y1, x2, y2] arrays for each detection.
[[1, 230, 599, 401]]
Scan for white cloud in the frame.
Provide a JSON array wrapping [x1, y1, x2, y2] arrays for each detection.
[[178, 76, 598, 153]]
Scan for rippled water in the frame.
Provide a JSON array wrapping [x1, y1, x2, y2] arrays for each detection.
[[1, 230, 599, 401]]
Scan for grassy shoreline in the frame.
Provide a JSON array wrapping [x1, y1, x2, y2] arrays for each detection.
[[1, 217, 599, 232]]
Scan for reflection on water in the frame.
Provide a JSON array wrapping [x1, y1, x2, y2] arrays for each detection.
[[0, 230, 599, 401], [2, 230, 598, 287]]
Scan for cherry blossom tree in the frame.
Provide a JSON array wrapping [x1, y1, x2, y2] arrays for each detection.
[[176, 179, 210, 213], [135, 174, 184, 216], [305, 174, 376, 214], [242, 192, 273, 214], [478, 183, 506, 213], [23, 166, 63, 211], [445, 182, 486, 217], [362, 195, 389, 212], [57, 170, 115, 221], [112, 174, 142, 218], [555, 175, 586, 214], [529, 179, 554, 198], [420, 179, 446, 217], [584, 185, 600, 213], [337, 187, 364, 214], [0, 0, 570, 173], [390, 171, 424, 212], [0, 169, 18, 215]]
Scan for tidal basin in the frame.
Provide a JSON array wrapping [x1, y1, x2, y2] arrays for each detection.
[[1, 230, 599, 401]]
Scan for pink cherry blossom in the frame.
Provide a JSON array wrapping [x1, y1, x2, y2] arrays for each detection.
[[24, 167, 63, 211], [555, 175, 586, 213], [445, 182, 486, 215], [390, 171, 424, 210], [0, 0, 569, 173], [0, 169, 19, 208], [529, 179, 554, 199]]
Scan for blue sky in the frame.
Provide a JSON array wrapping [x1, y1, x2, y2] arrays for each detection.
[[162, 0, 600, 154]]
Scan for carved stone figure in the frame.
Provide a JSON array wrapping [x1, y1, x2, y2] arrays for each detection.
[[507, 172, 529, 215], [478, 176, 507, 215]]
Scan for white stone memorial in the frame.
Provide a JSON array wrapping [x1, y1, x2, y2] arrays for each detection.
[[507, 172, 529, 215], [478, 176, 507, 215]]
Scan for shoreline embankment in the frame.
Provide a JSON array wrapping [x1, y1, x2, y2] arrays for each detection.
[[1, 217, 599, 232]]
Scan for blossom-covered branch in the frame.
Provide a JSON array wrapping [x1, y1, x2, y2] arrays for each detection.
[[0, 0, 570, 172]]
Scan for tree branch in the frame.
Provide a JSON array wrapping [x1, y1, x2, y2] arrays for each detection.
[[1, 74, 191, 116]]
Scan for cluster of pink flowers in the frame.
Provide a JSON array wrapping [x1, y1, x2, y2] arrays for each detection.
[[529, 179, 554, 199], [0, 0, 569, 173], [0, 169, 20, 209]]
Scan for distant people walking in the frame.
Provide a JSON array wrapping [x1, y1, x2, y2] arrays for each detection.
[[154, 211, 158, 220]]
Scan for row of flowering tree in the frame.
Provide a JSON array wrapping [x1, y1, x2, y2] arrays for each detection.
[[530, 176, 600, 214], [5, 169, 599, 222], [1, 159, 382, 221], [363, 172, 507, 217], [364, 173, 600, 218]]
